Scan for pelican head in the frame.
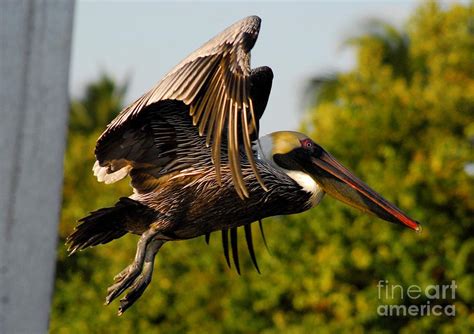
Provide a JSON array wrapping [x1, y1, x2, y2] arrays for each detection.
[[257, 131, 421, 231]]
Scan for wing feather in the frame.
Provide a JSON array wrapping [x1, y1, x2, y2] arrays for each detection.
[[97, 16, 267, 198]]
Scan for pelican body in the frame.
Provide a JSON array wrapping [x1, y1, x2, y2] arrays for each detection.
[[67, 16, 421, 315]]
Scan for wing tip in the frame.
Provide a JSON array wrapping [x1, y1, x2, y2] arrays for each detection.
[[244, 15, 261, 25], [236, 16, 261, 51]]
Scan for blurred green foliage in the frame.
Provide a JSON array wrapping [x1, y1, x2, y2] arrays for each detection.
[[51, 2, 473, 333]]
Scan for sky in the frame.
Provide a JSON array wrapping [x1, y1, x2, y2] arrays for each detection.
[[70, 1, 419, 136]]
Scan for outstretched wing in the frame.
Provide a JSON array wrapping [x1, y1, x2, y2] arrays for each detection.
[[93, 66, 273, 191], [97, 15, 272, 199]]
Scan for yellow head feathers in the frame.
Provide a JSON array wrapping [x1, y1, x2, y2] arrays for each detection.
[[270, 131, 308, 155], [256, 131, 309, 164]]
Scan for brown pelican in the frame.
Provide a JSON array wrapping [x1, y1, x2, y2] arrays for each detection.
[[66, 16, 421, 315]]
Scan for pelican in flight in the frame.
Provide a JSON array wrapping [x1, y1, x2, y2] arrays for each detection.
[[67, 16, 421, 315]]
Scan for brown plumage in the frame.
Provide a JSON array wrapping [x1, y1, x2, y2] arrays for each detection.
[[67, 15, 421, 316], [102, 16, 265, 199]]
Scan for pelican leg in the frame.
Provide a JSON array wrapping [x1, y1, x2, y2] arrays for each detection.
[[117, 239, 163, 315], [105, 228, 163, 306]]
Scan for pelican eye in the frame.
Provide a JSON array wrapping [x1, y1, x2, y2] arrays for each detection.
[[300, 138, 313, 150]]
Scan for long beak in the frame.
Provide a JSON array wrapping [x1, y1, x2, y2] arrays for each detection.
[[307, 149, 421, 232]]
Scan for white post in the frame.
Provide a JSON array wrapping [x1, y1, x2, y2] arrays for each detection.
[[0, 1, 75, 333]]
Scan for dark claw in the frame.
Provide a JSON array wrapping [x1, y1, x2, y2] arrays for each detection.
[[244, 224, 260, 274], [222, 229, 231, 268], [205, 233, 211, 245], [230, 227, 240, 275]]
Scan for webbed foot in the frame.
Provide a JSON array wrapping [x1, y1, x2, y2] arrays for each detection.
[[104, 229, 164, 313]]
